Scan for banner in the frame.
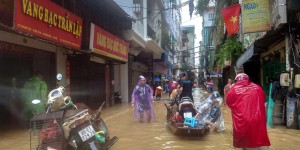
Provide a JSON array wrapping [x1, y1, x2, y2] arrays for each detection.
[[221, 4, 241, 35], [242, 0, 271, 33], [90, 23, 129, 62], [14, 0, 83, 49]]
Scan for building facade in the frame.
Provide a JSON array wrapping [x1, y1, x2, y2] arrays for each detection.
[[0, 0, 132, 126]]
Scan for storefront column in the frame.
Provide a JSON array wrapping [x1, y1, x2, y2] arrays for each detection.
[[121, 63, 129, 102], [105, 64, 111, 107]]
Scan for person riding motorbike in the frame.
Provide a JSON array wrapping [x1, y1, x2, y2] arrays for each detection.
[[194, 92, 223, 131], [178, 73, 194, 102]]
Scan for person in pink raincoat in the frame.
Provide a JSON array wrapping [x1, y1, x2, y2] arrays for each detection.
[[131, 75, 155, 123]]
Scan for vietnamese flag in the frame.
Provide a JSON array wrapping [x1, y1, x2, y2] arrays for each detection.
[[221, 4, 241, 35]]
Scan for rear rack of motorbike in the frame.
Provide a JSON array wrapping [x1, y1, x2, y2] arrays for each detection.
[[30, 110, 64, 150]]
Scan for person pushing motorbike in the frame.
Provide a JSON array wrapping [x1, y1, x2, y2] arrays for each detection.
[[178, 72, 194, 102], [194, 92, 223, 132]]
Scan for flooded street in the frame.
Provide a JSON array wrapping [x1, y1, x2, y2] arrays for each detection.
[[1, 88, 300, 149], [102, 88, 300, 150], [103, 101, 233, 149]]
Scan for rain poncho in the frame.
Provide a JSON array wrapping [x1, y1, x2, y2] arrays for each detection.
[[227, 73, 270, 148], [20, 76, 48, 120], [196, 95, 224, 130], [131, 76, 154, 122]]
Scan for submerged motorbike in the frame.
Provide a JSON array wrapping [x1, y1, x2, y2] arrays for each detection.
[[165, 94, 209, 136], [178, 97, 197, 119], [30, 74, 118, 150]]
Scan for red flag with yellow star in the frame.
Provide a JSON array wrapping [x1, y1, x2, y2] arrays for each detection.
[[221, 4, 241, 35]]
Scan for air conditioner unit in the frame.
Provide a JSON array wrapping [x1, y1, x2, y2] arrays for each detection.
[[271, 0, 287, 29], [280, 72, 290, 86]]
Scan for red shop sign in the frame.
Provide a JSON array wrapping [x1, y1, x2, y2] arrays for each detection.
[[14, 0, 83, 49], [89, 23, 129, 62]]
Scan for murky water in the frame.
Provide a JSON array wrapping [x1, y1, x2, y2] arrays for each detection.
[[1, 88, 300, 149], [102, 88, 300, 150]]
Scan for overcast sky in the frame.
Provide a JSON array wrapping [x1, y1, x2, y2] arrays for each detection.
[[181, 0, 203, 66]]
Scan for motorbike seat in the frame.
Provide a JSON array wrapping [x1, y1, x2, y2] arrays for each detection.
[[64, 109, 89, 122], [178, 97, 194, 112]]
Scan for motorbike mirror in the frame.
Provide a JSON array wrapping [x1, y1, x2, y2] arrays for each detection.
[[32, 99, 41, 104], [56, 73, 63, 81]]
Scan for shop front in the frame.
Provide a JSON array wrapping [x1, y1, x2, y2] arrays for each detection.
[[153, 61, 167, 88], [77, 23, 128, 108], [0, 42, 56, 126], [0, 0, 83, 127]]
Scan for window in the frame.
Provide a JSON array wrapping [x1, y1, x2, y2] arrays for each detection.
[[208, 13, 215, 21], [133, 0, 143, 21]]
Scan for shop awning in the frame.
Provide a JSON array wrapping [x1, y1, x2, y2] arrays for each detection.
[[236, 43, 254, 67], [236, 29, 284, 67]]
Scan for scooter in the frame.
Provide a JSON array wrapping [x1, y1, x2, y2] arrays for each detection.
[[30, 73, 118, 150], [178, 97, 197, 120], [114, 92, 122, 104], [165, 94, 208, 136]]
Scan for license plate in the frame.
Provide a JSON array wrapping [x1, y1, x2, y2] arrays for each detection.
[[183, 112, 192, 118], [78, 125, 96, 142]]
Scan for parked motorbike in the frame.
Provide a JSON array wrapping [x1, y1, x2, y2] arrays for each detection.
[[30, 73, 118, 150], [114, 92, 122, 104]]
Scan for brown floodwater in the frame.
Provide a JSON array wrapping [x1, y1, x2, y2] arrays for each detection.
[[1, 89, 300, 150], [103, 89, 300, 150]]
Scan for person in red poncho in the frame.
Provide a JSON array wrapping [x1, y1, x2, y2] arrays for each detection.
[[226, 73, 270, 149]]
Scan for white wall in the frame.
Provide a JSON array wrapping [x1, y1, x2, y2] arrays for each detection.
[[147, 0, 162, 45], [187, 32, 195, 67], [114, 65, 121, 94], [115, 0, 146, 39], [56, 47, 68, 85], [120, 63, 129, 102], [203, 9, 215, 27]]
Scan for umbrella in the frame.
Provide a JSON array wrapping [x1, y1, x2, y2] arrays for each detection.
[[153, 77, 160, 82]]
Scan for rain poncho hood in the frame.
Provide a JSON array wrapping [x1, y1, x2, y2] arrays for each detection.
[[227, 73, 270, 148], [131, 76, 154, 122]]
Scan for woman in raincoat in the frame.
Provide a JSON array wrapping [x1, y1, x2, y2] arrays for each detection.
[[131, 75, 155, 123], [227, 73, 270, 149]]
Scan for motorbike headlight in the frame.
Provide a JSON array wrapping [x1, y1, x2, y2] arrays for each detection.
[[51, 90, 61, 97], [48, 89, 63, 105]]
